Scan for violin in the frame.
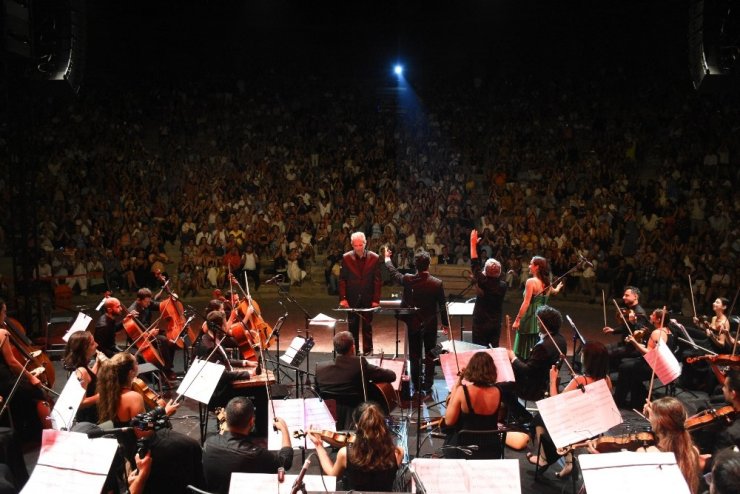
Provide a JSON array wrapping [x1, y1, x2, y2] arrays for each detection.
[[120, 306, 165, 367], [685, 354, 740, 367], [131, 376, 165, 410], [557, 431, 656, 455], [685, 406, 737, 432], [293, 428, 356, 448], [154, 270, 192, 348]]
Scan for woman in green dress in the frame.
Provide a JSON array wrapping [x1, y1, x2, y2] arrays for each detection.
[[512, 256, 562, 359]]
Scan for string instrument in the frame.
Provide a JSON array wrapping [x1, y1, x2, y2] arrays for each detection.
[[685, 354, 740, 367], [557, 431, 656, 455], [154, 270, 192, 348], [685, 406, 737, 432], [229, 273, 273, 351], [293, 428, 356, 448], [215, 407, 227, 434], [228, 298, 258, 361], [120, 307, 165, 367], [131, 376, 165, 410], [2, 317, 55, 387]]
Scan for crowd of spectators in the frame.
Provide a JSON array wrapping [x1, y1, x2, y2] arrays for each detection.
[[0, 65, 737, 316]]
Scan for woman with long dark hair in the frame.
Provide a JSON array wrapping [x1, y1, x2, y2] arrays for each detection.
[[444, 351, 502, 459], [310, 402, 403, 492], [512, 256, 562, 359], [63, 330, 101, 424]]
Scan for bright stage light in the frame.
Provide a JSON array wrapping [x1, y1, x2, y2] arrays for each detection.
[[394, 64, 403, 76]]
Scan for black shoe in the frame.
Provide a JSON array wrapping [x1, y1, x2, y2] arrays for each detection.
[[363, 350, 374, 356]]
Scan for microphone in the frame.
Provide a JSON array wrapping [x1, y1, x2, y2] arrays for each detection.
[[86, 426, 135, 438], [578, 254, 594, 269], [291, 454, 313, 494], [264, 274, 284, 285], [277, 467, 285, 483]]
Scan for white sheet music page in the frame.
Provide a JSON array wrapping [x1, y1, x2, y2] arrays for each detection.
[[50, 374, 86, 430], [308, 312, 337, 329], [230, 473, 335, 494], [643, 342, 681, 385], [537, 379, 623, 450], [62, 312, 93, 342], [279, 336, 307, 364], [267, 398, 336, 450], [366, 357, 406, 390], [22, 430, 117, 494], [411, 458, 520, 494], [176, 358, 225, 404], [440, 348, 515, 390], [579, 451, 690, 494]]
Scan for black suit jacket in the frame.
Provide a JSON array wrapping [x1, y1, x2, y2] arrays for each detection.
[[315, 354, 396, 398], [512, 332, 567, 401], [339, 250, 382, 307], [385, 260, 449, 332]]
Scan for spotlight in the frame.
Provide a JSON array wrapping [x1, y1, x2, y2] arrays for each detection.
[[393, 64, 403, 76]]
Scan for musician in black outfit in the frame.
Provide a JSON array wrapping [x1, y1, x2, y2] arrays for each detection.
[[602, 286, 650, 369], [128, 288, 177, 381], [505, 304, 566, 422], [315, 331, 396, 429], [469, 230, 507, 348], [202, 396, 293, 494], [94, 297, 131, 358], [384, 248, 450, 395]]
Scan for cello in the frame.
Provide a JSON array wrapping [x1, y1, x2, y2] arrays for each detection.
[[229, 273, 273, 350], [120, 306, 165, 367], [153, 270, 193, 348]]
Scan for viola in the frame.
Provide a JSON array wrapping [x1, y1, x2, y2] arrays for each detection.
[[685, 354, 740, 367], [293, 428, 356, 448], [131, 376, 165, 410], [120, 307, 165, 367], [154, 270, 192, 348], [685, 405, 737, 432], [557, 431, 656, 455]]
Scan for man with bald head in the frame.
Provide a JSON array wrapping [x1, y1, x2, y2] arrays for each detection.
[[94, 296, 134, 357]]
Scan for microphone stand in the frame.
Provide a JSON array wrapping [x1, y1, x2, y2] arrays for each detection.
[[565, 315, 586, 373]]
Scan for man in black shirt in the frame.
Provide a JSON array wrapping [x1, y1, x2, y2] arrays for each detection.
[[94, 297, 129, 357], [202, 397, 293, 494]]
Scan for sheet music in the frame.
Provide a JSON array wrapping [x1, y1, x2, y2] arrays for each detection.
[[308, 312, 337, 329], [50, 374, 86, 431], [537, 379, 622, 449], [447, 302, 475, 316], [229, 473, 335, 494], [366, 357, 406, 390], [267, 398, 336, 450], [643, 342, 681, 385], [279, 336, 308, 365], [22, 430, 118, 494], [176, 359, 225, 404], [411, 458, 520, 494], [62, 312, 93, 342], [440, 348, 515, 390], [579, 451, 690, 494]]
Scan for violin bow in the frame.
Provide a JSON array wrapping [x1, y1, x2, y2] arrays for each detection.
[[612, 299, 635, 337], [688, 274, 697, 320], [727, 287, 740, 357], [602, 289, 607, 328], [505, 314, 512, 351], [535, 314, 583, 392]]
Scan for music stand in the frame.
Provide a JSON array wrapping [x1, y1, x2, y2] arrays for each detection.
[[566, 315, 586, 373], [279, 336, 316, 398], [332, 306, 378, 354], [447, 301, 474, 342], [308, 313, 341, 358], [376, 301, 419, 358]]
